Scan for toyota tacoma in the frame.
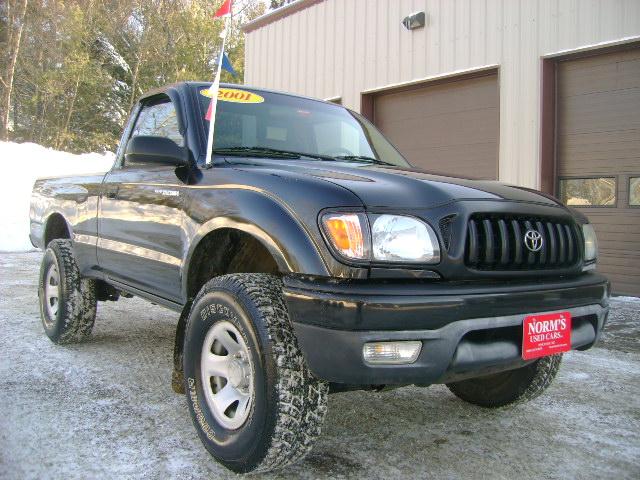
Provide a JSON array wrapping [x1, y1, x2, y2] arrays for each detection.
[[30, 82, 610, 473]]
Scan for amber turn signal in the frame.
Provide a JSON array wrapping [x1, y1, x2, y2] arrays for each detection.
[[321, 213, 369, 260]]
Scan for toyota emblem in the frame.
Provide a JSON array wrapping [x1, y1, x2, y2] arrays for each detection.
[[524, 230, 543, 252]]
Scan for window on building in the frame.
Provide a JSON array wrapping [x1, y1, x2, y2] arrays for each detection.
[[630, 177, 640, 206], [558, 177, 616, 207]]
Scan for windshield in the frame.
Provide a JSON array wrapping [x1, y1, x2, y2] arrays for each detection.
[[196, 85, 410, 167]]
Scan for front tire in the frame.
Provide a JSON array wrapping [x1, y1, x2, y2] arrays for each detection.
[[38, 239, 97, 344], [446, 354, 562, 408], [183, 273, 328, 473]]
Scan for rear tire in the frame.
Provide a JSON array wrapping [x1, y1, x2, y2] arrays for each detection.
[[38, 239, 97, 344], [182, 273, 328, 473], [446, 354, 562, 408]]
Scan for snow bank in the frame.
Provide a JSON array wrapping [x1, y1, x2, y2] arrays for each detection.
[[0, 142, 114, 252]]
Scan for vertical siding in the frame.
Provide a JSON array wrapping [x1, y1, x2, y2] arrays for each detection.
[[425, 0, 440, 73], [244, 0, 640, 188]]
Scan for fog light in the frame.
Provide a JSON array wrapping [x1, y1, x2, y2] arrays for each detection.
[[363, 341, 422, 365]]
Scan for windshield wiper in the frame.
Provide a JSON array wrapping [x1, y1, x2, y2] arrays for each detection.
[[213, 146, 300, 159], [213, 146, 335, 161], [334, 155, 395, 166], [213, 147, 393, 165]]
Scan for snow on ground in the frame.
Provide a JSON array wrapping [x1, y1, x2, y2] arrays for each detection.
[[0, 142, 114, 252], [1, 252, 638, 480]]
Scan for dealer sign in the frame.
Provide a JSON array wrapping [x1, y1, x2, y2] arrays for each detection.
[[522, 311, 572, 360]]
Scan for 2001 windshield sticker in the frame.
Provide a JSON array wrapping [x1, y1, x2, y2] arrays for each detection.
[[200, 87, 264, 104]]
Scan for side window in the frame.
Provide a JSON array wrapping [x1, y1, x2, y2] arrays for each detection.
[[131, 99, 183, 147]]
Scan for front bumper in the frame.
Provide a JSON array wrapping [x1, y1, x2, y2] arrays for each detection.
[[283, 273, 610, 385]]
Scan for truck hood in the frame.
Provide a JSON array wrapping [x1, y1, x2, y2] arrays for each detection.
[[227, 158, 564, 209]]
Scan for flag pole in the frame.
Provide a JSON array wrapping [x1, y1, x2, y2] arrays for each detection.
[[205, 14, 231, 168]]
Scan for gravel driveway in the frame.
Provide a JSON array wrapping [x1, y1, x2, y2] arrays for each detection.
[[1, 252, 639, 479]]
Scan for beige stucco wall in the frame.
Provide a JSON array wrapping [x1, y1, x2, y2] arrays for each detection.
[[244, 0, 640, 188]]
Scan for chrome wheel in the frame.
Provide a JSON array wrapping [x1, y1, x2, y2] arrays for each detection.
[[44, 263, 60, 324], [200, 320, 254, 430]]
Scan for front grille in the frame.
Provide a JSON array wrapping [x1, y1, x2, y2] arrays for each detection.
[[439, 214, 456, 251], [465, 214, 582, 270]]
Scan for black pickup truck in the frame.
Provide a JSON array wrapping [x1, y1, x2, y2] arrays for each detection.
[[30, 82, 610, 473]]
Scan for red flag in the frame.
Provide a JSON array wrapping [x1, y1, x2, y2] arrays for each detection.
[[205, 101, 213, 121], [214, 0, 231, 17]]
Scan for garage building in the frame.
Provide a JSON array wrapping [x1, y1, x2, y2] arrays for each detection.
[[242, 0, 640, 296]]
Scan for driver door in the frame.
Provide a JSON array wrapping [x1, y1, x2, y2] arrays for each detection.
[[97, 96, 187, 303]]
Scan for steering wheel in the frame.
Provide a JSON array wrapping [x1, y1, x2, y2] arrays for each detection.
[[320, 148, 354, 158]]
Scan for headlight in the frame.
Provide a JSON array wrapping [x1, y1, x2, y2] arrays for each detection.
[[371, 215, 440, 263], [582, 224, 598, 262], [321, 212, 440, 264]]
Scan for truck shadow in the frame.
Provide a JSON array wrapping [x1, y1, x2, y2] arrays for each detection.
[[259, 387, 516, 479], [37, 294, 635, 479], [82, 298, 529, 478]]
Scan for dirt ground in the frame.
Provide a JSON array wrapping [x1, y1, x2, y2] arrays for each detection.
[[1, 252, 639, 480]]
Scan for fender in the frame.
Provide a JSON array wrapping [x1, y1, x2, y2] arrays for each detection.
[[181, 188, 332, 300], [32, 179, 100, 247], [41, 185, 87, 239], [32, 177, 103, 274]]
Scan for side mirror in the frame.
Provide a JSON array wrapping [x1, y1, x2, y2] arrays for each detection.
[[125, 135, 189, 167]]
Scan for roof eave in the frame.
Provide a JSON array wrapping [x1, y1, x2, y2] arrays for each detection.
[[242, 0, 324, 33]]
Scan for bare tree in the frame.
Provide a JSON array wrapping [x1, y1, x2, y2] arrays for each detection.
[[270, 0, 294, 9], [4, 0, 265, 152], [1, 0, 28, 141]]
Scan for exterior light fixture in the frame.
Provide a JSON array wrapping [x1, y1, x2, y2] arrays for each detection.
[[402, 11, 426, 30]]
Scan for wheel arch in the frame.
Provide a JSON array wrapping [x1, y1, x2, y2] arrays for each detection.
[[181, 215, 330, 301], [43, 212, 72, 247]]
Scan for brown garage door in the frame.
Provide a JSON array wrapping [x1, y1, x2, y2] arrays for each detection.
[[370, 72, 499, 179], [556, 46, 640, 296]]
